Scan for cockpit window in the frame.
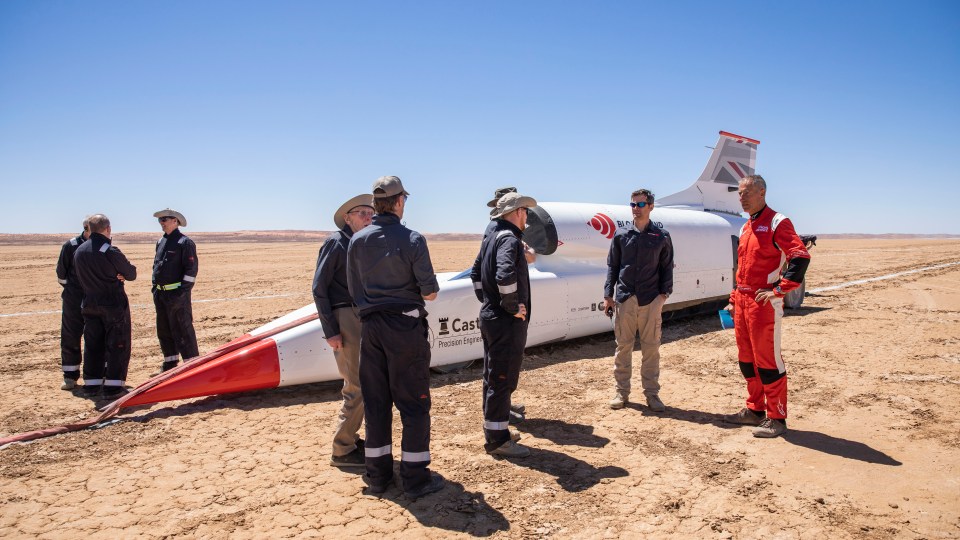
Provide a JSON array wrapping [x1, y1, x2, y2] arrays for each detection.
[[524, 206, 558, 255]]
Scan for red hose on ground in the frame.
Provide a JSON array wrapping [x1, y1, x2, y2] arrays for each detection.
[[0, 313, 319, 447]]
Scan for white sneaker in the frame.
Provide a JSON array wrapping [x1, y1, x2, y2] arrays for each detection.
[[609, 394, 628, 410]]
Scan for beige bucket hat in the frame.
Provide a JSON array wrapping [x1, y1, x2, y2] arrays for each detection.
[[333, 194, 375, 230], [153, 208, 187, 227], [490, 192, 537, 219]]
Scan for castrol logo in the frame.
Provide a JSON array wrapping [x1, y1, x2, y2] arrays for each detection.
[[589, 213, 616, 239]]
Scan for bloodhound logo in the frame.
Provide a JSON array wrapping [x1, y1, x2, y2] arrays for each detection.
[[589, 213, 616, 239]]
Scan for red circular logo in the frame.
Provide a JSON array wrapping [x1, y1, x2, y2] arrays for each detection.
[[589, 213, 616, 239]]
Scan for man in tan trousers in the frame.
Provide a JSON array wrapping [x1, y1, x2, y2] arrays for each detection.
[[313, 194, 375, 467], [603, 189, 674, 412]]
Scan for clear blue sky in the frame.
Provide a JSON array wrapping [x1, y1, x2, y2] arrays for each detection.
[[2, 1, 958, 235]]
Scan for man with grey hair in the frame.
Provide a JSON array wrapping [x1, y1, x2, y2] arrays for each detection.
[[56, 217, 91, 390], [314, 193, 374, 468], [724, 174, 810, 438], [604, 188, 673, 412], [73, 214, 137, 400], [347, 176, 444, 500]]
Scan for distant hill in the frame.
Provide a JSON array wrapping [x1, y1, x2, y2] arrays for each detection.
[[0, 231, 484, 245], [815, 233, 960, 240]]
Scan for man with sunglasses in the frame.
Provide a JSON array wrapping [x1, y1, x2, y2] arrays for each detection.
[[150, 208, 199, 375], [471, 192, 537, 458], [604, 189, 673, 412], [56, 217, 91, 390], [347, 176, 443, 500], [476, 186, 533, 425], [313, 193, 374, 468]]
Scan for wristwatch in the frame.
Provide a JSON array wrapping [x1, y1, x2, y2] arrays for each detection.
[[773, 285, 784, 297]]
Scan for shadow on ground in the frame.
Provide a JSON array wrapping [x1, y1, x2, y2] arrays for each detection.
[[496, 444, 628, 492], [516, 417, 610, 448], [782, 429, 902, 465], [369, 474, 509, 537]]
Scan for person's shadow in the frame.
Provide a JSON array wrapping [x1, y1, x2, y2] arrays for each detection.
[[628, 404, 901, 465], [515, 418, 610, 448], [495, 446, 628, 492], [781, 429, 901, 465], [366, 474, 509, 537]]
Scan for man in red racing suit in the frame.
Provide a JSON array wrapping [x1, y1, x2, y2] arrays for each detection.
[[724, 174, 810, 438]]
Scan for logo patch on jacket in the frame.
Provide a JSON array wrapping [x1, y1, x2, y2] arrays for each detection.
[[756, 225, 769, 232]]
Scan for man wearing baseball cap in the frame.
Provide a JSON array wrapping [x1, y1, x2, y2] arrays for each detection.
[[313, 193, 374, 468], [470, 192, 537, 458], [150, 208, 199, 375], [346, 176, 444, 499]]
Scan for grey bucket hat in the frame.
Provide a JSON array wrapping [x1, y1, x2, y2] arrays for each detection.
[[486, 186, 517, 208], [333, 194, 375, 230], [490, 192, 537, 219]]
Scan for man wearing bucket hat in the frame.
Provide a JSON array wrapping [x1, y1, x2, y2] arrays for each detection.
[[485, 186, 536, 266], [313, 193, 374, 468], [471, 192, 537, 458], [474, 186, 533, 425], [346, 175, 444, 500], [150, 208, 199, 375]]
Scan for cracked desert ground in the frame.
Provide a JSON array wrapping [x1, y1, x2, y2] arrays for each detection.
[[1, 238, 958, 539]]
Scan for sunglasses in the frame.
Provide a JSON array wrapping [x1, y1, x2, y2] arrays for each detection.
[[629, 201, 650, 208], [348, 209, 375, 218], [158, 216, 177, 222]]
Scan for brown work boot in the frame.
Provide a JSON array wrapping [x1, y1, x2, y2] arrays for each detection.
[[489, 440, 531, 458], [646, 394, 665, 412], [151, 361, 179, 377], [753, 418, 787, 438], [724, 407, 766, 426]]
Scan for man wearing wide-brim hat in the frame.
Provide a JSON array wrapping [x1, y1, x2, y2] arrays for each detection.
[[483, 186, 536, 267], [150, 208, 199, 375], [312, 193, 374, 468], [470, 191, 537, 458]]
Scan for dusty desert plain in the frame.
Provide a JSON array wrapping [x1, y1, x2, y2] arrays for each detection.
[[0, 236, 958, 539]]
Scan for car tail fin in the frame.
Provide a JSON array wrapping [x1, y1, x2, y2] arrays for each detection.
[[658, 131, 759, 215]]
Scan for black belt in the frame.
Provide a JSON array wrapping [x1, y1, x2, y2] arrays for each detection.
[[331, 302, 356, 310]]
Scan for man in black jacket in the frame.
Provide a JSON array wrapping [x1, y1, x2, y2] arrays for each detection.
[[347, 176, 443, 500], [471, 192, 537, 458], [151, 208, 199, 375], [56, 217, 90, 390], [313, 193, 374, 468], [603, 189, 673, 412], [73, 214, 137, 400]]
